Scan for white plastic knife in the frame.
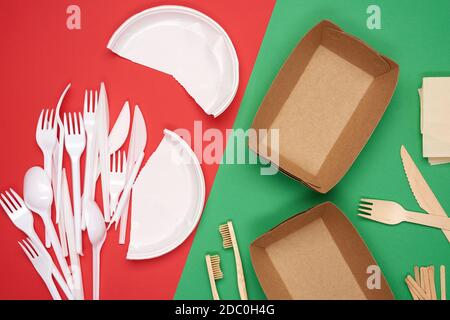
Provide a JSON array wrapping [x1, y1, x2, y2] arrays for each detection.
[[119, 105, 147, 244], [108, 101, 130, 154], [97, 82, 111, 222], [94, 100, 131, 179], [400, 145, 450, 242], [52, 83, 71, 252], [54, 83, 71, 223]]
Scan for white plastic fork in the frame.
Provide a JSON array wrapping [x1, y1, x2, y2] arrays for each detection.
[[109, 151, 145, 228], [64, 112, 86, 255], [0, 188, 73, 299], [36, 108, 57, 178], [36, 108, 57, 248], [19, 238, 61, 300], [109, 150, 127, 217], [82, 90, 98, 231]]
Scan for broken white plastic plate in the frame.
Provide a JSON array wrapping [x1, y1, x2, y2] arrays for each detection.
[[107, 5, 239, 117], [127, 129, 205, 259]]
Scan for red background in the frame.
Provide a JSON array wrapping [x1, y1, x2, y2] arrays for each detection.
[[0, 0, 275, 299]]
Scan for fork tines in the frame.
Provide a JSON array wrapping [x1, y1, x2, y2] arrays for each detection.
[[64, 112, 85, 136], [83, 90, 98, 114], [111, 151, 127, 173], [358, 199, 374, 215], [18, 238, 39, 260], [0, 188, 25, 216], [37, 108, 56, 131]]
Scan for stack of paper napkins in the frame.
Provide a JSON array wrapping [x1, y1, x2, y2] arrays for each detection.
[[419, 77, 450, 165]]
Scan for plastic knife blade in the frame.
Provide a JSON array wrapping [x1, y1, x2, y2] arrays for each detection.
[[130, 105, 147, 159], [118, 105, 147, 243], [97, 82, 110, 222], [108, 101, 130, 155], [54, 83, 71, 224], [400, 145, 450, 242], [93, 100, 131, 179]]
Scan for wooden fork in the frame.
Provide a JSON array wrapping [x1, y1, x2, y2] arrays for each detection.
[[358, 199, 450, 230]]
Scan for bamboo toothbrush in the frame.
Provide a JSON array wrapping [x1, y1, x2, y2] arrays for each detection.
[[219, 221, 248, 300], [205, 254, 223, 300]]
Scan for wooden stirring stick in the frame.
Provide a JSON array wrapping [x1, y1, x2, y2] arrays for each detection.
[[441, 265, 446, 300], [421, 267, 431, 299], [407, 265, 447, 300], [406, 280, 421, 300], [406, 275, 427, 300], [429, 266, 437, 300], [414, 266, 420, 284]]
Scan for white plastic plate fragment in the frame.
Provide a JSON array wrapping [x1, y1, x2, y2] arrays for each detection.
[[108, 5, 239, 117], [127, 129, 205, 259]]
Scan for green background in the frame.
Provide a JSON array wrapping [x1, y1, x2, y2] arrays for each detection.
[[175, 0, 450, 300]]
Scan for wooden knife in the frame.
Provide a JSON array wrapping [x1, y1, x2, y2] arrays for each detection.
[[400, 145, 450, 242]]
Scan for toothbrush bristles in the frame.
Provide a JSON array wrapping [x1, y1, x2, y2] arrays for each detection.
[[210, 255, 223, 280], [219, 223, 232, 249]]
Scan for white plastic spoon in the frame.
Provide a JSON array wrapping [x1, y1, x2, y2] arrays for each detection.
[[24, 166, 74, 293], [85, 200, 106, 300]]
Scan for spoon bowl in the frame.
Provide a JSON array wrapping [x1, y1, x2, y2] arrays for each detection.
[[23, 166, 74, 291], [84, 200, 106, 300], [85, 200, 106, 246], [24, 166, 53, 217]]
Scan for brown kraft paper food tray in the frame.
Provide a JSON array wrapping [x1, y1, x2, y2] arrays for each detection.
[[250, 202, 393, 300], [249, 20, 399, 193]]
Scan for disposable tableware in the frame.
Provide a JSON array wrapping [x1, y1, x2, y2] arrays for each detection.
[[82, 89, 98, 230], [85, 200, 106, 300], [400, 145, 450, 241], [119, 105, 146, 244], [53, 83, 71, 255], [19, 238, 61, 300], [36, 108, 57, 179], [62, 169, 84, 300], [36, 107, 58, 247], [52, 152, 68, 257], [126, 130, 204, 259], [441, 266, 446, 300], [109, 151, 145, 228], [108, 101, 130, 154], [358, 199, 450, 230], [109, 150, 127, 217], [0, 188, 72, 299], [24, 167, 74, 293], [405, 265, 446, 300], [96, 83, 111, 222], [108, 6, 239, 117], [94, 101, 130, 180], [250, 202, 394, 299], [248, 21, 398, 193], [64, 112, 86, 254]]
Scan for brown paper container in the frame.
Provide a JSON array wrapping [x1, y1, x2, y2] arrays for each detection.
[[249, 20, 399, 193], [250, 202, 393, 300]]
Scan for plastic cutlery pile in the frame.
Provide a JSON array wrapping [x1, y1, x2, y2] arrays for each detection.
[[0, 82, 146, 300]]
